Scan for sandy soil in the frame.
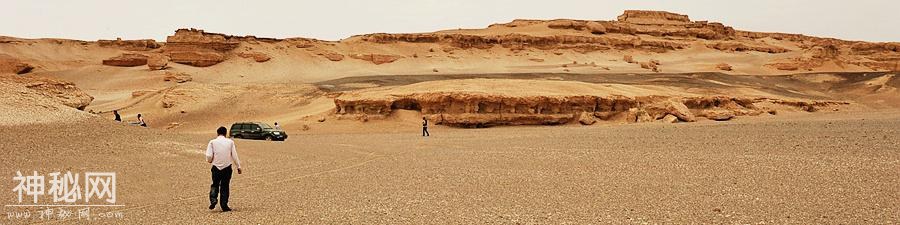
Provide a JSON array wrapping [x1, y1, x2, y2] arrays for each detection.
[[1, 111, 898, 224]]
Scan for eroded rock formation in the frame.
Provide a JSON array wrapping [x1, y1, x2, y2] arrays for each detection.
[[102, 53, 149, 67], [237, 51, 271, 62], [130, 10, 899, 72], [0, 54, 34, 74], [623, 55, 636, 63], [165, 29, 241, 51], [716, 63, 733, 71], [334, 93, 844, 127], [639, 60, 661, 72], [359, 33, 683, 53], [350, 54, 403, 65], [847, 43, 900, 71], [343, 11, 899, 71], [1, 74, 93, 110], [318, 52, 345, 61], [166, 51, 224, 67], [97, 38, 161, 51], [351, 10, 778, 55], [706, 42, 788, 53], [163, 29, 241, 67], [699, 109, 735, 121], [616, 10, 691, 25], [147, 54, 169, 70], [163, 71, 192, 83], [357, 11, 740, 52]]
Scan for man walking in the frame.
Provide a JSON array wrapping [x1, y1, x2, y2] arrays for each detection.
[[206, 127, 243, 212], [422, 117, 430, 137]]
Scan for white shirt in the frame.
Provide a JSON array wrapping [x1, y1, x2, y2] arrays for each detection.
[[205, 136, 242, 170]]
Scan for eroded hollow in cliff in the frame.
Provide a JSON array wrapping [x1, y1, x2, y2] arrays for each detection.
[[391, 98, 421, 111]]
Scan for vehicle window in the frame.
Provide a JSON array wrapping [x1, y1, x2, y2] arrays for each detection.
[[230, 124, 240, 131], [237, 124, 247, 130], [259, 123, 273, 129]]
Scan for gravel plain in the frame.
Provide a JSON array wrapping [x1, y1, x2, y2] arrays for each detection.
[[1, 112, 898, 224]]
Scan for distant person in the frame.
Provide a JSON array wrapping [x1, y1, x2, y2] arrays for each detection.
[[205, 126, 243, 212], [274, 122, 281, 130], [137, 114, 147, 127], [422, 117, 430, 137], [113, 110, 121, 122]]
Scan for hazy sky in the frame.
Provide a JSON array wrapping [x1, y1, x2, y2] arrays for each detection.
[[2, 0, 898, 42]]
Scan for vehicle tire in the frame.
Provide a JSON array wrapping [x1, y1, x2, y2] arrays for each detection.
[[265, 135, 272, 141], [233, 134, 242, 139]]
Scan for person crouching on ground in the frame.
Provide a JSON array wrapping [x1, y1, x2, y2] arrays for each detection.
[[206, 126, 243, 212], [137, 114, 147, 127]]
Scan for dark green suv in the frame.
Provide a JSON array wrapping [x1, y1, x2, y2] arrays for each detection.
[[229, 122, 287, 141]]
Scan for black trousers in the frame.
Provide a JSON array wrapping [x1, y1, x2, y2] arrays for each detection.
[[422, 127, 429, 136], [210, 165, 233, 208]]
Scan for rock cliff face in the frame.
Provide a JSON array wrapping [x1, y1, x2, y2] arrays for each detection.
[[706, 42, 789, 53], [166, 51, 224, 67], [617, 10, 691, 25], [358, 32, 685, 53], [165, 29, 241, 51], [334, 92, 843, 127], [847, 42, 900, 71], [765, 42, 881, 71], [97, 38, 161, 51], [163, 29, 241, 67]]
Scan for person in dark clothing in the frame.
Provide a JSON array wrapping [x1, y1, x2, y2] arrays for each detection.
[[137, 114, 147, 127], [113, 110, 121, 122], [422, 117, 430, 137]]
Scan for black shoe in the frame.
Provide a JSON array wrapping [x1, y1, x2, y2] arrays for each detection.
[[209, 203, 216, 210], [222, 207, 232, 212]]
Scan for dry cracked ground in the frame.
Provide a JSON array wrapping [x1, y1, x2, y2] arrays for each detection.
[[1, 111, 899, 224]]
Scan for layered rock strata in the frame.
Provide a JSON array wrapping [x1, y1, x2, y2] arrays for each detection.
[[334, 93, 844, 127]]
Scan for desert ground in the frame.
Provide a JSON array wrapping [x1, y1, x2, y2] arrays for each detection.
[[1, 111, 899, 224], [2, 10, 900, 223]]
